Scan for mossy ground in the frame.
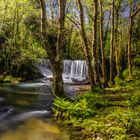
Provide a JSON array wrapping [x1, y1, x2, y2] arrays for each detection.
[[54, 83, 140, 140]]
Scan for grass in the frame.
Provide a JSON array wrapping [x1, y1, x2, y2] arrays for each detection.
[[53, 83, 140, 139]]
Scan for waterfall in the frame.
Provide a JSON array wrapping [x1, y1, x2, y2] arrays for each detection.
[[37, 59, 89, 84], [69, 60, 88, 79], [37, 59, 53, 79]]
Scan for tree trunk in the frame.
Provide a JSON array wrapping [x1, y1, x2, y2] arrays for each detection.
[[128, 2, 140, 77], [39, 0, 66, 97], [53, 0, 67, 97], [109, 0, 115, 84], [115, 0, 122, 78], [104, 11, 111, 48], [77, 0, 95, 91], [92, 0, 99, 86], [99, 0, 107, 86], [128, 3, 133, 77], [50, 0, 54, 27]]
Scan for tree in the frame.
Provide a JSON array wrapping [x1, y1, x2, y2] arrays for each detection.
[[99, 0, 107, 86], [128, 0, 140, 77], [0, 0, 44, 80], [77, 0, 95, 91], [92, 0, 100, 86], [109, 0, 115, 84], [114, 0, 122, 78], [39, 0, 67, 97]]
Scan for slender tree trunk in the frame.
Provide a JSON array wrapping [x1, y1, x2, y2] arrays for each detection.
[[39, 0, 55, 62], [77, 0, 95, 91], [104, 11, 111, 48], [115, 1, 122, 78], [66, 27, 73, 58], [50, 0, 54, 27], [40, 0, 47, 35], [92, 0, 99, 86], [109, 0, 115, 84], [128, 3, 133, 77], [99, 0, 107, 86], [53, 0, 67, 97], [128, 3, 140, 77]]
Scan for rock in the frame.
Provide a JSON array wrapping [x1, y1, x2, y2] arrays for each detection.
[[71, 78, 89, 85], [0, 97, 5, 102]]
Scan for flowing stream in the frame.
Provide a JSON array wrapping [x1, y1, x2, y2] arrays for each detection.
[[0, 82, 84, 140], [0, 82, 77, 140], [0, 59, 89, 140]]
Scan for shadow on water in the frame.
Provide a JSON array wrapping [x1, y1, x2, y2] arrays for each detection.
[[0, 82, 82, 140]]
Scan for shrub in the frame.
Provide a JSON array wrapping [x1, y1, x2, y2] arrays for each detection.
[[114, 76, 124, 86], [106, 109, 140, 137], [126, 94, 140, 108], [54, 97, 97, 120], [133, 57, 140, 67]]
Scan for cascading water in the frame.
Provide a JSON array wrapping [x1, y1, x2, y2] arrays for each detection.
[[37, 59, 53, 79], [37, 59, 89, 84]]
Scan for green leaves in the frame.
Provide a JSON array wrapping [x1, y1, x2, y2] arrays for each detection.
[[54, 97, 96, 120], [54, 90, 140, 139]]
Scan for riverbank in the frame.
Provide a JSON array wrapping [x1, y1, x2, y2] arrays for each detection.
[[54, 84, 140, 139]]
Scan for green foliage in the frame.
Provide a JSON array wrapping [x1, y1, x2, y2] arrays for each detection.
[[114, 76, 124, 86], [54, 90, 140, 139], [120, 67, 140, 91], [132, 67, 140, 79], [107, 109, 140, 137], [3, 75, 21, 83], [122, 68, 129, 79], [126, 94, 140, 108], [133, 57, 140, 67], [54, 97, 96, 120], [122, 67, 140, 80], [64, 29, 84, 59], [77, 92, 110, 109], [0, 0, 46, 80]]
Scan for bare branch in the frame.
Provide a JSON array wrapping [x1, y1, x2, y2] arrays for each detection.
[[131, 7, 140, 18], [66, 15, 80, 28]]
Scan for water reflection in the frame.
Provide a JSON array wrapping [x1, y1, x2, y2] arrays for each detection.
[[0, 82, 81, 139], [0, 82, 54, 133], [0, 118, 70, 140]]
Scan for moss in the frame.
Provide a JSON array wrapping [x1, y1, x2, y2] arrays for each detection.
[[3, 75, 22, 83], [54, 88, 140, 139]]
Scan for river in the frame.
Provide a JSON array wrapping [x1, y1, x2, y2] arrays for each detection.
[[0, 82, 81, 140], [0, 59, 90, 140]]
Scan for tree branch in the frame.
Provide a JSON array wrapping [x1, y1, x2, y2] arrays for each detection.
[[131, 7, 140, 18], [66, 15, 80, 28]]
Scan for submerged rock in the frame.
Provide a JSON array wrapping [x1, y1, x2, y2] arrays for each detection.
[[0, 106, 14, 120], [71, 78, 89, 85], [0, 97, 5, 102]]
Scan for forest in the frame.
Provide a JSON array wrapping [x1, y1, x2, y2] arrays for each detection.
[[0, 0, 140, 140]]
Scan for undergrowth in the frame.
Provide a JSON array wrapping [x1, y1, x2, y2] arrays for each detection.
[[54, 67, 140, 139], [54, 88, 140, 139]]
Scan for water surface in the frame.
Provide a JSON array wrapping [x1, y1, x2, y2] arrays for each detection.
[[0, 82, 75, 140]]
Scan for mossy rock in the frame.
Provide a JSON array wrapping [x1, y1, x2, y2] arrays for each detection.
[[4, 75, 22, 83]]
